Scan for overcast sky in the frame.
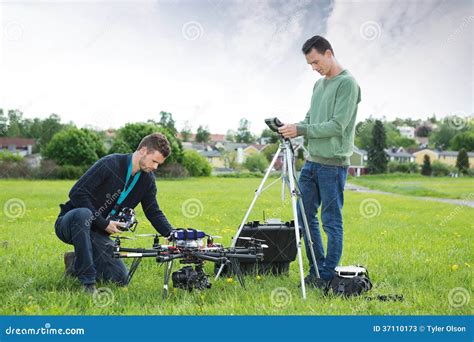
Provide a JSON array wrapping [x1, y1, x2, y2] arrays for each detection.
[[0, 0, 472, 134]]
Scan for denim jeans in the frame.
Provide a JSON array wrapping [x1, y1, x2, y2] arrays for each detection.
[[55, 208, 128, 286], [297, 161, 348, 281]]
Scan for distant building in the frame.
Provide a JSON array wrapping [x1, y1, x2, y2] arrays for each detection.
[[413, 149, 474, 166], [397, 126, 415, 139], [349, 146, 368, 176], [385, 147, 415, 163], [0, 137, 35, 157], [200, 149, 225, 168]]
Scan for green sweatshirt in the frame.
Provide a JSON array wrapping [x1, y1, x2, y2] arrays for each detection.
[[297, 69, 361, 166]]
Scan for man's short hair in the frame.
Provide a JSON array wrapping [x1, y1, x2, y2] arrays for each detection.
[[302, 35, 334, 56], [137, 133, 171, 158]]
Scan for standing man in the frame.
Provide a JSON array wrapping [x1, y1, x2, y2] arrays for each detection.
[[55, 133, 174, 293], [278, 36, 361, 287]]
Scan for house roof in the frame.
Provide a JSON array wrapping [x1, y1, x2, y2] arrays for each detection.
[[0, 137, 35, 147], [438, 150, 474, 157], [353, 146, 367, 155], [384, 148, 413, 158], [221, 142, 248, 152], [199, 150, 222, 158], [182, 142, 207, 151]]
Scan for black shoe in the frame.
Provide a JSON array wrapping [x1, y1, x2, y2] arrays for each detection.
[[64, 251, 75, 277], [301, 275, 328, 290], [83, 283, 97, 294]]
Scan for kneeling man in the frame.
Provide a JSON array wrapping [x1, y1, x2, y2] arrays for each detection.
[[55, 133, 174, 293]]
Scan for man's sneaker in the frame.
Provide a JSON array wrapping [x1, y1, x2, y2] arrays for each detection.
[[300, 275, 328, 290], [309, 277, 329, 290], [83, 283, 97, 294], [64, 251, 75, 277]]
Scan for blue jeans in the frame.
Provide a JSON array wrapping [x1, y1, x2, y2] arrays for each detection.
[[297, 161, 348, 281], [55, 208, 128, 286]]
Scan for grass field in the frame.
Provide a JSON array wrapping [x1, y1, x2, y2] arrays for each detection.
[[348, 174, 474, 200], [0, 178, 472, 315]]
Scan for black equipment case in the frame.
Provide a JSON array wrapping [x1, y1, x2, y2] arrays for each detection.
[[217, 219, 297, 276]]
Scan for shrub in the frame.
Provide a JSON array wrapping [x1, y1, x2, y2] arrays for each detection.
[[0, 151, 23, 162], [0, 160, 32, 178], [387, 161, 419, 174], [431, 161, 452, 177], [43, 128, 105, 167], [155, 161, 188, 178], [244, 153, 269, 173], [182, 150, 211, 177], [57, 165, 85, 179]]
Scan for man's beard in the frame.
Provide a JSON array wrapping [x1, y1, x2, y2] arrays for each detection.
[[139, 156, 152, 173]]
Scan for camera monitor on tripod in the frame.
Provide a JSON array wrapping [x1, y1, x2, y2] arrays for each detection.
[[265, 117, 284, 133]]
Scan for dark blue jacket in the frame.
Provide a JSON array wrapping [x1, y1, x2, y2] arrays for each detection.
[[58, 153, 173, 236]]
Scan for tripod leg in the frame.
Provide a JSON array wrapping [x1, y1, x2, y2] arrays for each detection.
[[281, 152, 287, 201], [215, 146, 283, 281], [284, 145, 307, 299], [297, 197, 320, 279], [162, 260, 174, 300], [289, 143, 320, 279]]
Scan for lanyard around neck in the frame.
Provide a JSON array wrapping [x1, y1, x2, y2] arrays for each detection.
[[111, 155, 141, 215]]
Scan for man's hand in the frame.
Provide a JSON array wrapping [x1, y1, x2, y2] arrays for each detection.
[[166, 229, 177, 242], [105, 221, 124, 235], [278, 124, 298, 139]]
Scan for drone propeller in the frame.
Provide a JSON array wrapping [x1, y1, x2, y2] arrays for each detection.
[[206, 234, 222, 239], [237, 237, 266, 243], [111, 235, 136, 240]]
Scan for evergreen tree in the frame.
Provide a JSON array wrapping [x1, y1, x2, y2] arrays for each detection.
[[456, 148, 470, 174], [367, 120, 388, 174], [421, 154, 432, 176]]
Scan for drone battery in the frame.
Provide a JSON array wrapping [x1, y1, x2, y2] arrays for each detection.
[[218, 219, 297, 276], [173, 229, 205, 240]]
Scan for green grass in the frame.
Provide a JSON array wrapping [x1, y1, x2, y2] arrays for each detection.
[[0, 178, 472, 315], [348, 174, 474, 199]]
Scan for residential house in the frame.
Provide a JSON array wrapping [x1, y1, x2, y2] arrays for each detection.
[[385, 147, 415, 163], [349, 146, 368, 176], [182, 142, 226, 168], [413, 149, 474, 166], [0, 137, 35, 157], [397, 126, 415, 139], [200, 149, 225, 168]]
